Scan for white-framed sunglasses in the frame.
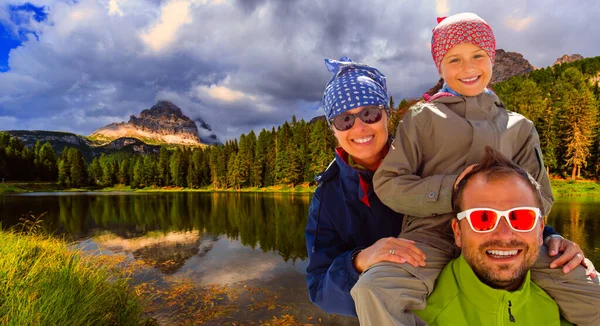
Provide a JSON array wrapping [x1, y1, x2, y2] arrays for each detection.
[[457, 207, 542, 233]]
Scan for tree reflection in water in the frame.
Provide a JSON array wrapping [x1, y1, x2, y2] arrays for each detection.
[[0, 192, 311, 264]]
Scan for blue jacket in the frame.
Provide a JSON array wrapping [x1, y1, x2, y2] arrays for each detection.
[[304, 148, 559, 317], [305, 148, 404, 316]]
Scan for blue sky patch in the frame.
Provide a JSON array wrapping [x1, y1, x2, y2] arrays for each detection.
[[0, 3, 47, 72]]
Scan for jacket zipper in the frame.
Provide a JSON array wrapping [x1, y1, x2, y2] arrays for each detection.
[[508, 300, 516, 323]]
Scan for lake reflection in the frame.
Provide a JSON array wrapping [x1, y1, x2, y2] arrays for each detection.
[[0, 193, 598, 324], [0, 192, 359, 325], [546, 197, 600, 266], [0, 192, 309, 262]]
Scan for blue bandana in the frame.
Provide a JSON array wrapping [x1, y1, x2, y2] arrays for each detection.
[[322, 57, 389, 122]]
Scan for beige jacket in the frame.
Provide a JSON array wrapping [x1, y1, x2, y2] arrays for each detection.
[[374, 93, 553, 245]]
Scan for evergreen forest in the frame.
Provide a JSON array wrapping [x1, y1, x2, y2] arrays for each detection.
[[1, 56, 600, 188]]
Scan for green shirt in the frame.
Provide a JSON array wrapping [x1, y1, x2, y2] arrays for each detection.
[[415, 255, 571, 326]]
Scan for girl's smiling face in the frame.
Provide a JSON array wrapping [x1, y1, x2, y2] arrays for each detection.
[[439, 42, 493, 96]]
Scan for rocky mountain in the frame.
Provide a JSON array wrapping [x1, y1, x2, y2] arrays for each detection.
[[490, 49, 535, 84], [89, 101, 220, 146], [553, 54, 584, 66], [5, 130, 160, 162]]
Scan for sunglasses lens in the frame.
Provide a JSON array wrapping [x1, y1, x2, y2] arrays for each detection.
[[331, 106, 384, 131], [508, 209, 537, 231], [469, 210, 498, 231], [332, 114, 355, 131], [359, 107, 383, 124]]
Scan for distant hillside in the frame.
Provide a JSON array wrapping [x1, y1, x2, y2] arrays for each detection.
[[493, 55, 600, 179], [5, 130, 160, 162], [89, 101, 220, 146]]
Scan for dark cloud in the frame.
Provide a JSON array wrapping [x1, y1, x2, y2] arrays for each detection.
[[0, 0, 599, 141]]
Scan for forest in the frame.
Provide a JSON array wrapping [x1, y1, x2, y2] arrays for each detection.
[[1, 56, 599, 188]]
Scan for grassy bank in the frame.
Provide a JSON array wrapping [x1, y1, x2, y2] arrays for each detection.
[[0, 182, 316, 194], [4, 179, 600, 197], [0, 182, 63, 194], [550, 179, 600, 196], [0, 230, 145, 325], [102, 183, 316, 193]]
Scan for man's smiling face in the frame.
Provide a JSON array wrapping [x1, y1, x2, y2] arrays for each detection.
[[452, 173, 544, 291]]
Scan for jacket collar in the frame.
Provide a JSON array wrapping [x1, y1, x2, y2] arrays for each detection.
[[334, 147, 374, 207], [432, 93, 503, 120], [454, 254, 531, 313]]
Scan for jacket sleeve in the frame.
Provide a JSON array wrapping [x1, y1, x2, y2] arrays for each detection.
[[512, 122, 554, 216], [374, 107, 458, 217], [305, 184, 362, 317]]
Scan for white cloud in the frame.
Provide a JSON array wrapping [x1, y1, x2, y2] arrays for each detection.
[[108, 0, 124, 16], [141, 0, 192, 52], [436, 0, 449, 16], [1, 0, 600, 142], [504, 16, 533, 32], [195, 84, 256, 103]]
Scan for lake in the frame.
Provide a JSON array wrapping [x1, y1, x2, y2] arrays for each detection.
[[1, 192, 598, 325]]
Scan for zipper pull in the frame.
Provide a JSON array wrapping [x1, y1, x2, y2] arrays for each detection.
[[508, 300, 516, 323]]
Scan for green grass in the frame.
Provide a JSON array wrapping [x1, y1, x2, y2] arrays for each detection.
[[0, 182, 317, 194], [0, 230, 146, 325], [100, 183, 316, 193], [5, 180, 600, 197], [0, 182, 62, 194], [551, 178, 600, 196]]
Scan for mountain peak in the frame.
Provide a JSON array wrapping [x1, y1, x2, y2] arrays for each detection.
[[490, 49, 534, 84], [90, 101, 220, 146], [135, 101, 185, 121], [553, 54, 584, 66]]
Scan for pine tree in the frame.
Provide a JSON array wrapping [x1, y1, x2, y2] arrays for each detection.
[[57, 159, 68, 187], [88, 157, 102, 185], [307, 119, 334, 180], [252, 129, 268, 187], [38, 142, 57, 181], [143, 155, 157, 187], [118, 157, 129, 185], [68, 148, 87, 187], [157, 146, 170, 186], [556, 68, 598, 179], [274, 123, 291, 184]]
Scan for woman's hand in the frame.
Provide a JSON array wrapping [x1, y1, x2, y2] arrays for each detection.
[[353, 237, 427, 273], [547, 236, 597, 278]]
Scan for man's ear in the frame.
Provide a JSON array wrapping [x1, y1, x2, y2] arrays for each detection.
[[538, 218, 545, 246], [452, 218, 462, 248]]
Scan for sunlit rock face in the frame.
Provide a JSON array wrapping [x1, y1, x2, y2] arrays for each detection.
[[553, 54, 584, 66], [490, 49, 535, 84], [90, 101, 220, 146]]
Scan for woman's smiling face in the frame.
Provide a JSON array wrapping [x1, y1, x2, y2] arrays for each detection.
[[331, 106, 388, 171]]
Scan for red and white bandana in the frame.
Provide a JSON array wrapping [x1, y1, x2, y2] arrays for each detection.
[[431, 12, 496, 71]]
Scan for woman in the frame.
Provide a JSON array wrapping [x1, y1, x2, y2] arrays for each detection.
[[304, 57, 593, 317]]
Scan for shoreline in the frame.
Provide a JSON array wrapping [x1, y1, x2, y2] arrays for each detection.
[[2, 178, 600, 196], [0, 182, 317, 194]]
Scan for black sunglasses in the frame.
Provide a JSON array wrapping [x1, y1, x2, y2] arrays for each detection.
[[329, 105, 385, 131]]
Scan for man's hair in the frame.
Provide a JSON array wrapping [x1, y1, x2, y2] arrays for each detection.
[[453, 146, 543, 213]]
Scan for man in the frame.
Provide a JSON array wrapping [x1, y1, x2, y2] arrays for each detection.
[[414, 147, 587, 325]]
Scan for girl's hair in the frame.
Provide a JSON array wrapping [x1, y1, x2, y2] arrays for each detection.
[[424, 78, 444, 97]]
